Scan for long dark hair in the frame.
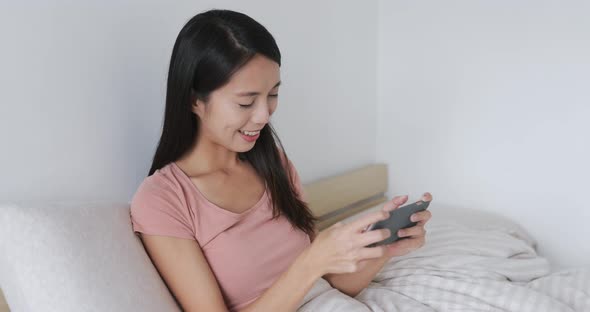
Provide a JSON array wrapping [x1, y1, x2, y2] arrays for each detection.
[[148, 9, 316, 238]]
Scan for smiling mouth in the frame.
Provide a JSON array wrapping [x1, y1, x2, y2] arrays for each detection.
[[239, 129, 261, 136]]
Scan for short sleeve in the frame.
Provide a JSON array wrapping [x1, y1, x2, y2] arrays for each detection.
[[129, 177, 195, 240]]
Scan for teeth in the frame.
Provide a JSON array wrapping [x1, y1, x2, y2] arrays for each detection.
[[241, 130, 260, 136]]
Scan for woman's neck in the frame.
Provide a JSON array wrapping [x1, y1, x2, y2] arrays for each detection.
[[176, 137, 242, 177]]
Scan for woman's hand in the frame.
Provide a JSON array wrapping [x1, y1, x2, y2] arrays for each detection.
[[302, 210, 393, 277], [379, 192, 433, 259]]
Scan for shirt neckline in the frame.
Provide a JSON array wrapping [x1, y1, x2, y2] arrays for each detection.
[[169, 161, 268, 218]]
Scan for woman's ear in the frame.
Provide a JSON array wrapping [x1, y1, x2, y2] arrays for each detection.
[[191, 98, 206, 118]]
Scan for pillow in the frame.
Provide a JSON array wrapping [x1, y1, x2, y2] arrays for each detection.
[[0, 200, 181, 312]]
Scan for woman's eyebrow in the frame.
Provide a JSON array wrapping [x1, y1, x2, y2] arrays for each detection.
[[235, 81, 281, 96]]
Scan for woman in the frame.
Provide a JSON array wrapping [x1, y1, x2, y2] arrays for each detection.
[[130, 9, 432, 312]]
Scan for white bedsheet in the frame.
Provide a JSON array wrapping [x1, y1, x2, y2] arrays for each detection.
[[297, 205, 590, 311]]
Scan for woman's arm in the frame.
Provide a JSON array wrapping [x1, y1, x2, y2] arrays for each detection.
[[309, 224, 392, 298], [318, 194, 433, 298], [240, 248, 320, 312], [140, 233, 321, 312], [322, 253, 390, 298]]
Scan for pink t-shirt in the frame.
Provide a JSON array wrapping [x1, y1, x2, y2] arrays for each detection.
[[129, 155, 311, 311]]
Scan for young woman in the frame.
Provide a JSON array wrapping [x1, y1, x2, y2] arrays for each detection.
[[130, 9, 432, 312]]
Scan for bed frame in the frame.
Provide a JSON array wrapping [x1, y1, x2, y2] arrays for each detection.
[[302, 163, 389, 231]]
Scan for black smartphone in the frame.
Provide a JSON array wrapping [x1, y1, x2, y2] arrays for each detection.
[[364, 197, 431, 247]]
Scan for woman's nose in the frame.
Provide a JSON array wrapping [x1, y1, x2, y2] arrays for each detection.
[[252, 102, 271, 124]]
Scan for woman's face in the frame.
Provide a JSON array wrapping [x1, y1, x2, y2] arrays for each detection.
[[192, 54, 280, 153]]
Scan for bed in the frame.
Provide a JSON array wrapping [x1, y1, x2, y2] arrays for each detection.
[[0, 163, 588, 312], [298, 163, 590, 312]]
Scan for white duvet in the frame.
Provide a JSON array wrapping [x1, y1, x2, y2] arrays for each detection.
[[297, 206, 590, 312]]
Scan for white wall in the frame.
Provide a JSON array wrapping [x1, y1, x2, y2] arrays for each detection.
[[0, 1, 378, 202], [3, 0, 586, 270], [376, 0, 590, 269]]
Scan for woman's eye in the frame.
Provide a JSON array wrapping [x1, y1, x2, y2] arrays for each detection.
[[239, 94, 278, 108]]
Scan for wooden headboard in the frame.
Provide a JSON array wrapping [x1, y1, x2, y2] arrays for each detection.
[[0, 290, 7, 312], [302, 163, 389, 230]]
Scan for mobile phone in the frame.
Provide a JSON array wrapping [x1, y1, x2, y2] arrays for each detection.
[[364, 197, 431, 247]]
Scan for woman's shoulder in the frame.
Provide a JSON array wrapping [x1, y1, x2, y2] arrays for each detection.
[[130, 162, 192, 221], [132, 163, 180, 200], [130, 163, 195, 239]]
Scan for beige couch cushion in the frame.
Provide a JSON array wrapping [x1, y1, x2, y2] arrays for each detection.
[[0, 201, 181, 312]]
